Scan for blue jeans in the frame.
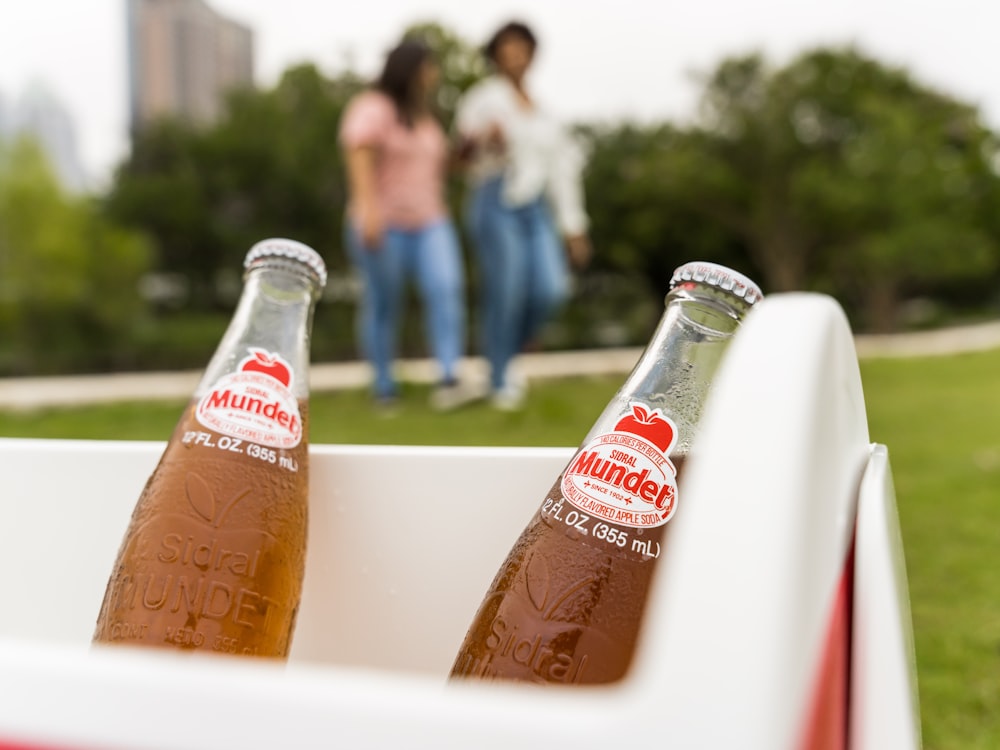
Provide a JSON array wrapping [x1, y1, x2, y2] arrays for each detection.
[[346, 219, 466, 398], [467, 177, 570, 390]]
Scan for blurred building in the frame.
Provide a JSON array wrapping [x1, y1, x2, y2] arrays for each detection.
[[126, 0, 254, 131], [0, 84, 89, 193]]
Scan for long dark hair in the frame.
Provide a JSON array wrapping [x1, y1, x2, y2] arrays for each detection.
[[376, 39, 432, 128], [484, 21, 537, 62]]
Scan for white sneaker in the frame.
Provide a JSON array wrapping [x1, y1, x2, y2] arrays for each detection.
[[491, 382, 526, 411], [430, 380, 488, 411]]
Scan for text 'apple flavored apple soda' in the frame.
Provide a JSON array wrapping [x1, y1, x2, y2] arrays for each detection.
[[93, 239, 326, 659], [450, 261, 763, 685]]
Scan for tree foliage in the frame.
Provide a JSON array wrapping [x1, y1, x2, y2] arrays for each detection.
[[655, 47, 1000, 329], [0, 136, 152, 373], [107, 64, 365, 309], [581, 122, 748, 292], [101, 33, 1000, 342]]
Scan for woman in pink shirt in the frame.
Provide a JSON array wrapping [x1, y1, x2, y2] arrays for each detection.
[[340, 39, 473, 410]]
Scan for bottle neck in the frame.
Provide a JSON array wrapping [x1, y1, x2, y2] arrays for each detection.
[[586, 288, 748, 456], [196, 263, 322, 399]]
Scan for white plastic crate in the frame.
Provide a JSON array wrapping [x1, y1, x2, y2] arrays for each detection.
[[0, 293, 920, 749]]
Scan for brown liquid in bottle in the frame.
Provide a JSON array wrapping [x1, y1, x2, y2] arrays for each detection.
[[451, 456, 685, 685], [452, 262, 761, 687], [93, 403, 309, 658]]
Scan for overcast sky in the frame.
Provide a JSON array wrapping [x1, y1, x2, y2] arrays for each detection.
[[2, 0, 999, 187]]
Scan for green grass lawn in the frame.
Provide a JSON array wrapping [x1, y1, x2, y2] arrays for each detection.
[[0, 376, 621, 445], [861, 350, 1000, 750], [1, 352, 998, 748]]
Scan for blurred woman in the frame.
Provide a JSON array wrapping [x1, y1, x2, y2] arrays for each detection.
[[455, 21, 591, 410], [340, 39, 475, 410]]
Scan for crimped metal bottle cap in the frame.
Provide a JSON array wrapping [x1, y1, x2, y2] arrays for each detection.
[[244, 238, 328, 288], [670, 261, 762, 306]]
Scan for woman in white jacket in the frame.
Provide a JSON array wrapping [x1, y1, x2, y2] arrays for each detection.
[[455, 21, 592, 410]]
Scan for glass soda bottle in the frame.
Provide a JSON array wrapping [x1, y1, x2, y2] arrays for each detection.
[[450, 261, 762, 684], [93, 238, 327, 658]]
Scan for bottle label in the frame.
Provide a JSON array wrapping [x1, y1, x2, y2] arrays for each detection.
[[195, 349, 302, 449], [560, 403, 679, 529]]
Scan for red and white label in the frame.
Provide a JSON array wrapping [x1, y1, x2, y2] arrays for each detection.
[[560, 403, 679, 529], [196, 349, 301, 449]]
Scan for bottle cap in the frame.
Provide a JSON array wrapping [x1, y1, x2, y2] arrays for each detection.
[[670, 261, 762, 306], [244, 238, 328, 288]]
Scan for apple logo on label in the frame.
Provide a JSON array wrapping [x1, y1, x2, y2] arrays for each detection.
[[239, 349, 291, 387], [613, 404, 676, 454]]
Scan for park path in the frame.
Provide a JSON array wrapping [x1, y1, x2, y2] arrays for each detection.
[[1, 319, 999, 411]]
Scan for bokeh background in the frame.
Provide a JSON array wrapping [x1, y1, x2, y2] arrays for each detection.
[[4, 3, 1000, 748], [4, 1, 1000, 374]]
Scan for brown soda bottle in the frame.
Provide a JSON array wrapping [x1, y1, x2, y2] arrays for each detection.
[[450, 261, 762, 685], [93, 238, 326, 658]]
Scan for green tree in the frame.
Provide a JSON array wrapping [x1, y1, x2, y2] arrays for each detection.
[[582, 122, 748, 291], [0, 136, 151, 373], [105, 119, 215, 300], [107, 64, 365, 309], [201, 64, 364, 282], [664, 47, 1000, 329]]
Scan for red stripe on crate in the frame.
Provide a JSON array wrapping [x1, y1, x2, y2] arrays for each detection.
[[798, 533, 856, 750]]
